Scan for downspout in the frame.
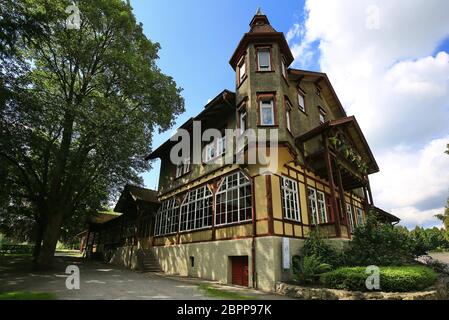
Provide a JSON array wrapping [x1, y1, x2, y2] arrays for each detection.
[[250, 175, 257, 289]]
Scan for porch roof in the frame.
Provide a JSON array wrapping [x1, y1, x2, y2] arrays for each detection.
[[296, 116, 379, 175]]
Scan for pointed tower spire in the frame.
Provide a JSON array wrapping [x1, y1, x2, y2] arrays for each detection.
[[255, 7, 263, 15]]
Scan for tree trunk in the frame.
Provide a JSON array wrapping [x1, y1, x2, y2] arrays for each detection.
[[32, 219, 44, 260], [34, 210, 64, 270]]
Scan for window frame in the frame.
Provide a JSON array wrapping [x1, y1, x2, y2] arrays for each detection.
[[319, 106, 327, 124], [176, 157, 191, 178], [281, 56, 287, 79], [356, 207, 364, 226], [237, 54, 247, 86], [257, 93, 277, 127], [281, 176, 301, 222], [215, 171, 253, 227], [285, 98, 292, 133], [346, 203, 355, 233], [308, 187, 329, 225], [297, 88, 306, 113], [179, 185, 213, 232], [256, 47, 273, 72], [154, 198, 179, 236]]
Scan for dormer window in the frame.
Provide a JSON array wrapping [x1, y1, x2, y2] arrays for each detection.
[[238, 56, 246, 85], [319, 107, 326, 124], [176, 157, 190, 178], [203, 134, 226, 163], [257, 48, 272, 72]]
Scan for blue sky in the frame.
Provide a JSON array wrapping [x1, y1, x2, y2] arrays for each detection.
[[131, 0, 306, 190], [131, 1, 449, 229]]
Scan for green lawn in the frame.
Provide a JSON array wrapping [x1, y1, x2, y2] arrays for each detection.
[[0, 291, 57, 300], [198, 284, 257, 300]]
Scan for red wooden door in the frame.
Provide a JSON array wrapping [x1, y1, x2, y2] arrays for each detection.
[[231, 256, 249, 287]]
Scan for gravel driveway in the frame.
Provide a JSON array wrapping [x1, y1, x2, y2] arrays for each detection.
[[0, 255, 289, 300]]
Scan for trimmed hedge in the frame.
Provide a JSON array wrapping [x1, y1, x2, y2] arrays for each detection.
[[321, 266, 437, 292], [0, 244, 34, 255]]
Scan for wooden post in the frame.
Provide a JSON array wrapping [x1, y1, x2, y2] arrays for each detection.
[[367, 178, 374, 206], [323, 134, 341, 238], [363, 186, 370, 212], [335, 164, 351, 239]]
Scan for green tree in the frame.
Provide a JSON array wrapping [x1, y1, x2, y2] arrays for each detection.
[[345, 214, 416, 266], [0, 0, 184, 268], [435, 199, 449, 230]]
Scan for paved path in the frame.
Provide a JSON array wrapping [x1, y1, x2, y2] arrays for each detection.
[[0, 255, 291, 300], [429, 252, 449, 264]]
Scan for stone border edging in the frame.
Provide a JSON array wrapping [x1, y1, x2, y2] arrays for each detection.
[[275, 275, 449, 300]]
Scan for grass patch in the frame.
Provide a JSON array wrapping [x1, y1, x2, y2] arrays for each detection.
[[198, 284, 257, 300], [0, 291, 57, 300]]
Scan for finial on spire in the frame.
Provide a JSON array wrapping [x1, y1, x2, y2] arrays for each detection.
[[256, 7, 263, 16]]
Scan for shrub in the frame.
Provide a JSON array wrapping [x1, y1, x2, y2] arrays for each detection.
[[345, 214, 415, 266], [293, 255, 331, 284], [321, 266, 437, 292], [302, 229, 345, 268]]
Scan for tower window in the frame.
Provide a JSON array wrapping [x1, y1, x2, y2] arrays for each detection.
[[238, 56, 246, 84], [257, 48, 272, 71], [239, 109, 247, 133], [319, 107, 326, 124], [281, 57, 287, 78], [298, 90, 306, 113], [285, 101, 292, 132], [259, 98, 275, 126]]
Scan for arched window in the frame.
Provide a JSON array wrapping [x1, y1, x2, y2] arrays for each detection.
[[215, 171, 252, 226], [154, 198, 179, 236], [179, 185, 213, 232]]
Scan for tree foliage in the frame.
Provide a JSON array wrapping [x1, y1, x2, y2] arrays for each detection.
[[0, 0, 184, 268]]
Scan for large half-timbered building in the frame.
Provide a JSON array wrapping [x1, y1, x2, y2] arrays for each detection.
[[82, 10, 399, 292]]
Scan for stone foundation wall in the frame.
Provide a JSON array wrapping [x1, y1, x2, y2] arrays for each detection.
[[275, 274, 449, 300]]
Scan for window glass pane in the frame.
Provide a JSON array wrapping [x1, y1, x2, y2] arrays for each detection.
[[179, 186, 212, 232], [308, 188, 318, 225], [239, 62, 246, 81], [240, 111, 247, 133], [258, 49, 271, 70], [260, 100, 274, 125], [215, 172, 252, 226], [346, 204, 354, 233], [154, 198, 179, 236], [298, 93, 305, 112], [281, 177, 301, 222]]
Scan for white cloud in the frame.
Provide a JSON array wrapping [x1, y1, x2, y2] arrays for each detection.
[[391, 207, 444, 229], [290, 0, 449, 228], [371, 136, 449, 227]]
